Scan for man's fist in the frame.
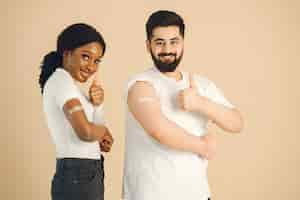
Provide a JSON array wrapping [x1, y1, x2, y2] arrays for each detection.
[[177, 73, 199, 111]]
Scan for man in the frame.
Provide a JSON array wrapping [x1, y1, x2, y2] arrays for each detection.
[[122, 10, 243, 200]]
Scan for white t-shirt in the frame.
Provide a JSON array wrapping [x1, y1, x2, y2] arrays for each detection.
[[122, 67, 234, 200], [43, 68, 105, 159]]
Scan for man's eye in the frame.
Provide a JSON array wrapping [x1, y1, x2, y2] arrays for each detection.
[[156, 42, 163, 46], [171, 41, 179, 45]]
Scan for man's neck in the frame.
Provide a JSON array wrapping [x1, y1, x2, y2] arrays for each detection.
[[163, 68, 183, 81]]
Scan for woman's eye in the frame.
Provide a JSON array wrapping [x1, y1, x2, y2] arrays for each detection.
[[82, 54, 89, 60], [95, 59, 101, 65]]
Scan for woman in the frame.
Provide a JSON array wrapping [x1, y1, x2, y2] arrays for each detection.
[[39, 23, 113, 200]]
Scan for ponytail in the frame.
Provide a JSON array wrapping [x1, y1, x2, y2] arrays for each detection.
[[38, 51, 62, 94], [39, 23, 106, 94]]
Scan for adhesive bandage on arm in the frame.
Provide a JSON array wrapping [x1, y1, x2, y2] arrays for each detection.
[[137, 97, 155, 103], [68, 105, 84, 115]]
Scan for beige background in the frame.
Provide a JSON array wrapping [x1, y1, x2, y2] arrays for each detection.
[[3, 0, 299, 199]]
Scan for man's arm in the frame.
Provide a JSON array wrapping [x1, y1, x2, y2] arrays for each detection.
[[194, 98, 243, 133], [178, 74, 243, 133], [127, 81, 216, 159]]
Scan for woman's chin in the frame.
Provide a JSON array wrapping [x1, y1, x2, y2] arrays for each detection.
[[75, 76, 88, 83]]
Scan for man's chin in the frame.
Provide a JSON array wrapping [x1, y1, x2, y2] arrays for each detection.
[[155, 65, 177, 73]]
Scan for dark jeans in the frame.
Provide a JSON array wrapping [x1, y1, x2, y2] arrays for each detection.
[[51, 156, 105, 200]]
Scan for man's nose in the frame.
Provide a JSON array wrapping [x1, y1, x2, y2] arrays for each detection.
[[162, 43, 172, 53]]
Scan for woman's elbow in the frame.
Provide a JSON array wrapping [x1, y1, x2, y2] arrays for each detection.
[[74, 122, 94, 142]]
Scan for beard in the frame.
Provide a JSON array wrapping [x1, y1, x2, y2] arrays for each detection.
[[150, 50, 183, 73]]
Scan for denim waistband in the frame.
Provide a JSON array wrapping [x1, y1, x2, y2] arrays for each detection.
[[56, 155, 104, 172]]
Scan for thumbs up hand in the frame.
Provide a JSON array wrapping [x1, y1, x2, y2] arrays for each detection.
[[89, 78, 104, 107], [177, 73, 201, 112]]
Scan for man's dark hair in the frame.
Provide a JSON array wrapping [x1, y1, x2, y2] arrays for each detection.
[[146, 10, 185, 40]]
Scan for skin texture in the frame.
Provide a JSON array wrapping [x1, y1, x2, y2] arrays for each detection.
[[177, 73, 244, 133], [128, 81, 217, 159], [62, 42, 113, 152], [147, 26, 184, 74], [63, 42, 103, 83], [127, 25, 243, 159]]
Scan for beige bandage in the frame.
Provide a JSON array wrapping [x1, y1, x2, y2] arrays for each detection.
[[68, 105, 83, 115], [138, 97, 155, 103]]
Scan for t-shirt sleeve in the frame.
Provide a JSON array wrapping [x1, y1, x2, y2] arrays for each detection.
[[53, 72, 81, 110], [124, 75, 160, 102], [93, 104, 106, 125], [205, 80, 235, 109]]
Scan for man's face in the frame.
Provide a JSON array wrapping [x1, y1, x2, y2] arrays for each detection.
[[147, 26, 184, 72]]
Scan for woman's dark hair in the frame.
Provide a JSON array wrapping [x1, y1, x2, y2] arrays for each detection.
[[39, 23, 106, 94], [146, 10, 185, 40]]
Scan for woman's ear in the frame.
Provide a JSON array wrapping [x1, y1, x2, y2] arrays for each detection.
[[62, 50, 71, 67], [63, 50, 71, 59]]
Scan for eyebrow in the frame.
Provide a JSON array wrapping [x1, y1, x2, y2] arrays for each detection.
[[153, 37, 180, 42], [81, 50, 93, 54], [170, 37, 180, 41], [153, 38, 165, 42], [81, 50, 103, 60]]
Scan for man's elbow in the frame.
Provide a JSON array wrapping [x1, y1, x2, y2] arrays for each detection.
[[227, 120, 243, 133], [146, 123, 167, 144], [226, 110, 244, 133]]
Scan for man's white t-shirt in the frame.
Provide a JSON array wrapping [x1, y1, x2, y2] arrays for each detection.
[[122, 67, 234, 200], [43, 68, 105, 159]]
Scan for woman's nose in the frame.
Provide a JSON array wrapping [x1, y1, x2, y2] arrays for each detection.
[[87, 62, 97, 73]]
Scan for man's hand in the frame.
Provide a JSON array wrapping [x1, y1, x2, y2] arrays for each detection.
[[177, 73, 204, 112], [89, 80, 104, 106], [198, 128, 217, 160]]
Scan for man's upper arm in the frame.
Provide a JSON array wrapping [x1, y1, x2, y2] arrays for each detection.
[[127, 81, 163, 137]]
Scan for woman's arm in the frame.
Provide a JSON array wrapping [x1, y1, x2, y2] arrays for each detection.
[[63, 98, 108, 142]]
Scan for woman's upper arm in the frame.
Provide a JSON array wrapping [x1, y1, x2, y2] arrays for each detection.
[[53, 73, 91, 140], [62, 98, 92, 141]]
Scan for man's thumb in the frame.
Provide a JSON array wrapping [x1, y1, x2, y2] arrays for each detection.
[[189, 73, 196, 88]]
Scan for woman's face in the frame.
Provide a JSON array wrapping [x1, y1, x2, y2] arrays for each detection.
[[63, 42, 104, 82]]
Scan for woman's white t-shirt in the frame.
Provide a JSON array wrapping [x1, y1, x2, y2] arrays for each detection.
[[43, 68, 105, 159]]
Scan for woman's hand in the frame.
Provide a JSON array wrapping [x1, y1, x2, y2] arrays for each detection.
[[99, 129, 114, 152], [89, 80, 104, 106]]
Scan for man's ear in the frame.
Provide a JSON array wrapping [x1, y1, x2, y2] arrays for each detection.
[[146, 40, 151, 53]]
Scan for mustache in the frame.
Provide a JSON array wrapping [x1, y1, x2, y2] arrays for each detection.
[[158, 53, 177, 57]]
